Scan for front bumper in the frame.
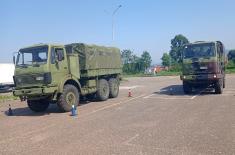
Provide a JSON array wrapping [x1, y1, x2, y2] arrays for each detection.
[[13, 86, 57, 97], [180, 73, 223, 81]]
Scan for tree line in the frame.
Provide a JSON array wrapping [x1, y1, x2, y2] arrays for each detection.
[[121, 50, 152, 74]]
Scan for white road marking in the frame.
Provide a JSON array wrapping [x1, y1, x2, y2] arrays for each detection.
[[144, 96, 193, 100], [119, 85, 143, 90], [123, 133, 139, 146], [191, 94, 198, 99], [143, 89, 206, 100], [88, 94, 146, 114], [143, 94, 155, 99]]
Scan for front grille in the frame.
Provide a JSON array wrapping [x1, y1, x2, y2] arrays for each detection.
[[14, 74, 44, 87], [183, 62, 216, 75]]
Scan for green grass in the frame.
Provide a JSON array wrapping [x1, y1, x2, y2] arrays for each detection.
[[0, 94, 18, 102], [155, 70, 181, 76], [226, 67, 235, 74], [122, 71, 181, 78], [122, 73, 154, 78]]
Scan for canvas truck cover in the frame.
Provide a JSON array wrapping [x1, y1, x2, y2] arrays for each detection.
[[65, 43, 122, 70]]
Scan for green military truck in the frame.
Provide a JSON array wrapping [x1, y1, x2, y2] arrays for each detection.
[[13, 43, 122, 112], [180, 41, 226, 94]]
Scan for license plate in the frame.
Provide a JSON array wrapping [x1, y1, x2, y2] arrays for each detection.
[[200, 66, 207, 69]]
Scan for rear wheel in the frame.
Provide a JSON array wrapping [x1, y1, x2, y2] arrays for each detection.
[[57, 84, 79, 112], [96, 79, 109, 101], [27, 99, 49, 112], [109, 78, 119, 98], [183, 81, 192, 94]]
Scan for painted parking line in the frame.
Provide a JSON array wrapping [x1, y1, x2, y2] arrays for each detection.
[[144, 95, 193, 100], [84, 94, 146, 116], [143, 90, 204, 100], [119, 85, 143, 90]]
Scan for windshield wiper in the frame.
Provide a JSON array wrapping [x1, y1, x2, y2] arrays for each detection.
[[32, 63, 40, 67], [17, 64, 28, 68]]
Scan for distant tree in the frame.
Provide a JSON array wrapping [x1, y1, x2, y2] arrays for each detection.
[[161, 53, 171, 67], [140, 51, 152, 70], [227, 49, 235, 61], [169, 34, 189, 63], [121, 49, 133, 73], [121, 49, 133, 64]]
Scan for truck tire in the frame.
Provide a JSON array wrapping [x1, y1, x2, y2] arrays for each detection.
[[96, 79, 109, 101], [223, 77, 225, 88], [109, 78, 119, 98], [183, 81, 192, 94], [57, 84, 79, 112], [215, 80, 223, 94], [27, 99, 49, 112]]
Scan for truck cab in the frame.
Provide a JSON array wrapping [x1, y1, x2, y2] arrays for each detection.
[[13, 43, 122, 112], [180, 41, 226, 94]]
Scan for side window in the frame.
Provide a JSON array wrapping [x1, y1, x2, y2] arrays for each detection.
[[55, 48, 64, 61], [217, 44, 221, 59]]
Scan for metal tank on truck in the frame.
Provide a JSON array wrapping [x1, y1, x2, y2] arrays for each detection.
[[13, 43, 122, 112], [180, 41, 226, 94]]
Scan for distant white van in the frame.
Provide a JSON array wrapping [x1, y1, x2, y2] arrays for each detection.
[[0, 63, 15, 92]]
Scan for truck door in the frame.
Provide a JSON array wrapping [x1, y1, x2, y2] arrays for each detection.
[[50, 47, 69, 86], [216, 43, 224, 75]]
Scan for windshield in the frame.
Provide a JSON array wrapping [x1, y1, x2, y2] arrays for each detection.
[[183, 43, 215, 59], [16, 46, 48, 66]]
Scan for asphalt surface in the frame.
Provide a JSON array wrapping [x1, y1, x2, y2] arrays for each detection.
[[0, 75, 234, 155]]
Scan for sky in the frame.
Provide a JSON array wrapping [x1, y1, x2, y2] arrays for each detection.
[[1, 0, 235, 64]]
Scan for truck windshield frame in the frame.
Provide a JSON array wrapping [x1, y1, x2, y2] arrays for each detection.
[[16, 46, 49, 67], [183, 43, 215, 59]]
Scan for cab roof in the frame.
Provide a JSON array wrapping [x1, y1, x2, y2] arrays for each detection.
[[185, 41, 223, 46], [20, 43, 64, 50]]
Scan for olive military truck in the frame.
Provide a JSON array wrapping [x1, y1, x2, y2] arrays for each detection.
[[13, 43, 122, 112], [180, 41, 226, 94]]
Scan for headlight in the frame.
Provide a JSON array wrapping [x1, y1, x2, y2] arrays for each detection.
[[36, 77, 44, 81]]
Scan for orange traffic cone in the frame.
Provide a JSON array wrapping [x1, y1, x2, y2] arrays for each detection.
[[128, 89, 132, 97]]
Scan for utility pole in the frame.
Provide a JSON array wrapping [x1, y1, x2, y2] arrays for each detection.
[[112, 5, 122, 42]]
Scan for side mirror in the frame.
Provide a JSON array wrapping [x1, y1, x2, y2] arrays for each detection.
[[57, 52, 63, 61], [13, 52, 20, 65], [55, 50, 64, 62], [13, 56, 16, 64]]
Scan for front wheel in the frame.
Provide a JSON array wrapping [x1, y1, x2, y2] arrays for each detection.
[[27, 99, 49, 112], [223, 77, 225, 88], [183, 81, 192, 94], [215, 80, 223, 94], [57, 84, 79, 112]]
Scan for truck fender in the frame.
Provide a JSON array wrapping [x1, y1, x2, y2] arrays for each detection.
[[58, 76, 81, 94]]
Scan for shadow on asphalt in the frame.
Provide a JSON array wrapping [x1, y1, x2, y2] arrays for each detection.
[[154, 85, 215, 96], [4, 100, 92, 117]]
